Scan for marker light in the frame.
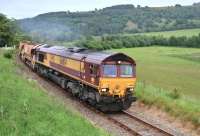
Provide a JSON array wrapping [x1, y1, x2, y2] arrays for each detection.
[[118, 61, 121, 64]]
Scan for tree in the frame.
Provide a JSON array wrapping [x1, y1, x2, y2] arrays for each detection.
[[175, 4, 182, 7], [0, 14, 11, 47], [0, 14, 29, 47], [137, 5, 141, 8], [0, 14, 17, 47]]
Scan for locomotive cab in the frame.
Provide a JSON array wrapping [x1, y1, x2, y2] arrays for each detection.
[[99, 53, 136, 98]]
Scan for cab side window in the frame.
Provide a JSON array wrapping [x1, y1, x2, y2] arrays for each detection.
[[89, 64, 97, 75], [38, 53, 45, 62]]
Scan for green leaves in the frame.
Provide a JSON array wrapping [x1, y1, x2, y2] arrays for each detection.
[[0, 14, 29, 47]]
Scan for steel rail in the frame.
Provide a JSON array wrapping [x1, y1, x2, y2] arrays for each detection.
[[122, 110, 178, 136]]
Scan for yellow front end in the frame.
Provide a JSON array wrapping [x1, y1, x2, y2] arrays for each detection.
[[99, 77, 136, 97]]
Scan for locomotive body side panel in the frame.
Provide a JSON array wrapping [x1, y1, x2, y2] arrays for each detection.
[[36, 51, 99, 88]]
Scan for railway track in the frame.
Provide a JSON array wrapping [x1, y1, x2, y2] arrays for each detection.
[[20, 59, 184, 136], [82, 101, 183, 136], [120, 110, 177, 136]]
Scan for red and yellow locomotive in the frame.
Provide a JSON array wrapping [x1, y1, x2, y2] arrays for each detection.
[[19, 42, 137, 112]]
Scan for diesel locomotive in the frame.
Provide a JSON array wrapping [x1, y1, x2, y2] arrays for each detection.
[[19, 42, 137, 112]]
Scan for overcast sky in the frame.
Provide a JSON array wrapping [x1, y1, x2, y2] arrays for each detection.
[[0, 0, 199, 19]]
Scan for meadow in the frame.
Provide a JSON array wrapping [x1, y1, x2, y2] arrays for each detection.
[[122, 28, 200, 38], [136, 28, 200, 37], [0, 50, 108, 136], [113, 47, 200, 126]]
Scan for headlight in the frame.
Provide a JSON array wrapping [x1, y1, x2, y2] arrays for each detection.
[[129, 88, 134, 91], [101, 88, 107, 92], [101, 88, 108, 92]]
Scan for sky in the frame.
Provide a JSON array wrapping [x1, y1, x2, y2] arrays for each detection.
[[0, 0, 199, 19]]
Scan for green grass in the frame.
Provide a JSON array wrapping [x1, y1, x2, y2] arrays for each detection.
[[113, 46, 200, 126], [0, 50, 108, 136], [136, 82, 200, 126], [124, 28, 200, 37]]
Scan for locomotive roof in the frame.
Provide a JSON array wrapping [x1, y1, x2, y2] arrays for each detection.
[[36, 45, 135, 64]]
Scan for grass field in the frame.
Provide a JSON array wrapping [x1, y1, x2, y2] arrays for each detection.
[[113, 46, 200, 126], [124, 28, 200, 37], [0, 50, 108, 136]]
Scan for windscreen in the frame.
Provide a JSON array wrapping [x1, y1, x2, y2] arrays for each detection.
[[120, 64, 133, 77], [103, 65, 117, 77]]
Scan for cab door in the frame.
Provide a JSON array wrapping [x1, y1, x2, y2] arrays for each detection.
[[80, 57, 86, 80]]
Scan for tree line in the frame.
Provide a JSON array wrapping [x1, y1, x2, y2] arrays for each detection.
[[76, 34, 200, 50]]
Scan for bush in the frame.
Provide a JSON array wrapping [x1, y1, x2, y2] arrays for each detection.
[[3, 50, 14, 59], [168, 88, 181, 99]]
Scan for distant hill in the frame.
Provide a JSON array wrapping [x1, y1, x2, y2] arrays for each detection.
[[17, 4, 200, 42]]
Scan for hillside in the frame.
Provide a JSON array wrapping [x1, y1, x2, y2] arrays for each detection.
[[18, 4, 200, 42]]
